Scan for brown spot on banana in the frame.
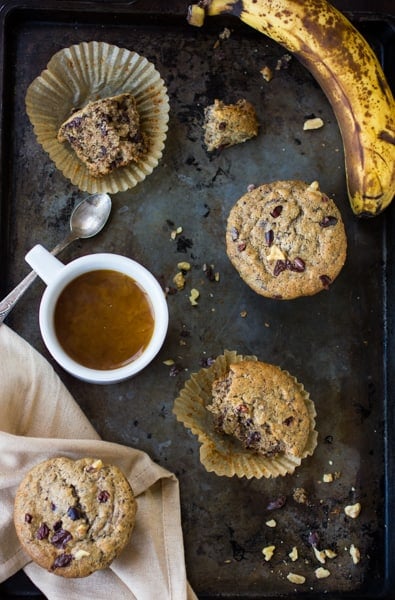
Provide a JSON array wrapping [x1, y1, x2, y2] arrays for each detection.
[[188, 0, 395, 217]]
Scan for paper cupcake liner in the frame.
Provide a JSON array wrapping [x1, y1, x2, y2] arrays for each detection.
[[25, 41, 170, 193], [173, 350, 318, 479]]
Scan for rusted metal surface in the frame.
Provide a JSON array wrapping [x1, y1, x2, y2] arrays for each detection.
[[0, 2, 394, 598]]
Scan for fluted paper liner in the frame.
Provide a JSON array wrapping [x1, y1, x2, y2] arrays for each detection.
[[173, 350, 318, 479], [25, 41, 170, 193]]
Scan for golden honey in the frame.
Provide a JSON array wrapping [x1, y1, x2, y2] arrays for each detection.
[[54, 269, 154, 370]]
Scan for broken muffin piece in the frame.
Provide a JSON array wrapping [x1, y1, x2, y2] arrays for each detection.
[[57, 93, 147, 177], [203, 98, 259, 151]]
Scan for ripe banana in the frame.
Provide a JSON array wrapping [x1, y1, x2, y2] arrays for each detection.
[[188, 0, 395, 217]]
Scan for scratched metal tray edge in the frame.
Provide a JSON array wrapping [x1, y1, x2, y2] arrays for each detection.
[[0, 2, 394, 599]]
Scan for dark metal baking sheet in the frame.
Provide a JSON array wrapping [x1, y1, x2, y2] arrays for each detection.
[[0, 1, 394, 598]]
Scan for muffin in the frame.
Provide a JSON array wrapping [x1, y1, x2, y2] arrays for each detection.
[[226, 180, 347, 299], [173, 350, 317, 478], [57, 93, 147, 177], [25, 41, 169, 193], [14, 457, 137, 578], [208, 361, 310, 459], [203, 99, 259, 151]]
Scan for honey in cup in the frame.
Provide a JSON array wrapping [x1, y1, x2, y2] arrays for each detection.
[[54, 269, 155, 370], [25, 244, 169, 384]]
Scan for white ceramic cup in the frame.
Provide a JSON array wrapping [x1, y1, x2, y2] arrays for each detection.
[[25, 244, 169, 384]]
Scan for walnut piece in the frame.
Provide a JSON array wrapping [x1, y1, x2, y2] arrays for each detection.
[[287, 573, 306, 584], [315, 567, 330, 579], [262, 545, 275, 561], [288, 546, 298, 562], [260, 65, 273, 82], [344, 502, 361, 519], [265, 519, 277, 528], [303, 117, 324, 130], [350, 544, 361, 564]]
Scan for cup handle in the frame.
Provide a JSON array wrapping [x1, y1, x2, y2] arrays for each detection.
[[25, 244, 64, 285]]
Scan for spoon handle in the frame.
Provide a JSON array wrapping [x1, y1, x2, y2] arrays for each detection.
[[0, 232, 77, 324], [0, 270, 39, 323]]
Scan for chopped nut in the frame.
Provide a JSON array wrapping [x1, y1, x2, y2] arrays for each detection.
[[240, 310, 247, 318], [313, 546, 326, 564], [288, 547, 298, 562], [163, 359, 175, 366], [260, 65, 273, 82], [219, 27, 231, 40], [88, 459, 103, 471], [315, 567, 330, 579], [293, 487, 308, 504], [286, 572, 306, 585], [76, 524, 88, 536], [189, 288, 200, 306], [275, 53, 292, 70], [324, 549, 337, 559], [306, 181, 323, 201], [265, 519, 276, 528], [350, 544, 361, 564], [170, 226, 183, 240], [73, 549, 90, 560], [307, 181, 320, 191], [266, 245, 286, 261], [303, 117, 324, 130], [173, 272, 186, 290], [262, 545, 275, 561], [344, 502, 361, 519], [323, 471, 341, 482], [187, 4, 205, 27], [177, 261, 191, 271]]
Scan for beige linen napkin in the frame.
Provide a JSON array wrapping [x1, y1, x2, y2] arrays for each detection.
[[0, 324, 197, 600]]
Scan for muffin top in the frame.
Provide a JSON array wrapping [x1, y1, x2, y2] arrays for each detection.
[[226, 180, 347, 299], [14, 456, 136, 578], [208, 360, 311, 458]]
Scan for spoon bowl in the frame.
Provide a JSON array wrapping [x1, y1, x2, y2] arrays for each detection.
[[68, 193, 112, 240], [0, 193, 112, 323]]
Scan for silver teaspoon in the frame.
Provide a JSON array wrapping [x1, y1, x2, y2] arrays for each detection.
[[0, 192, 112, 324]]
